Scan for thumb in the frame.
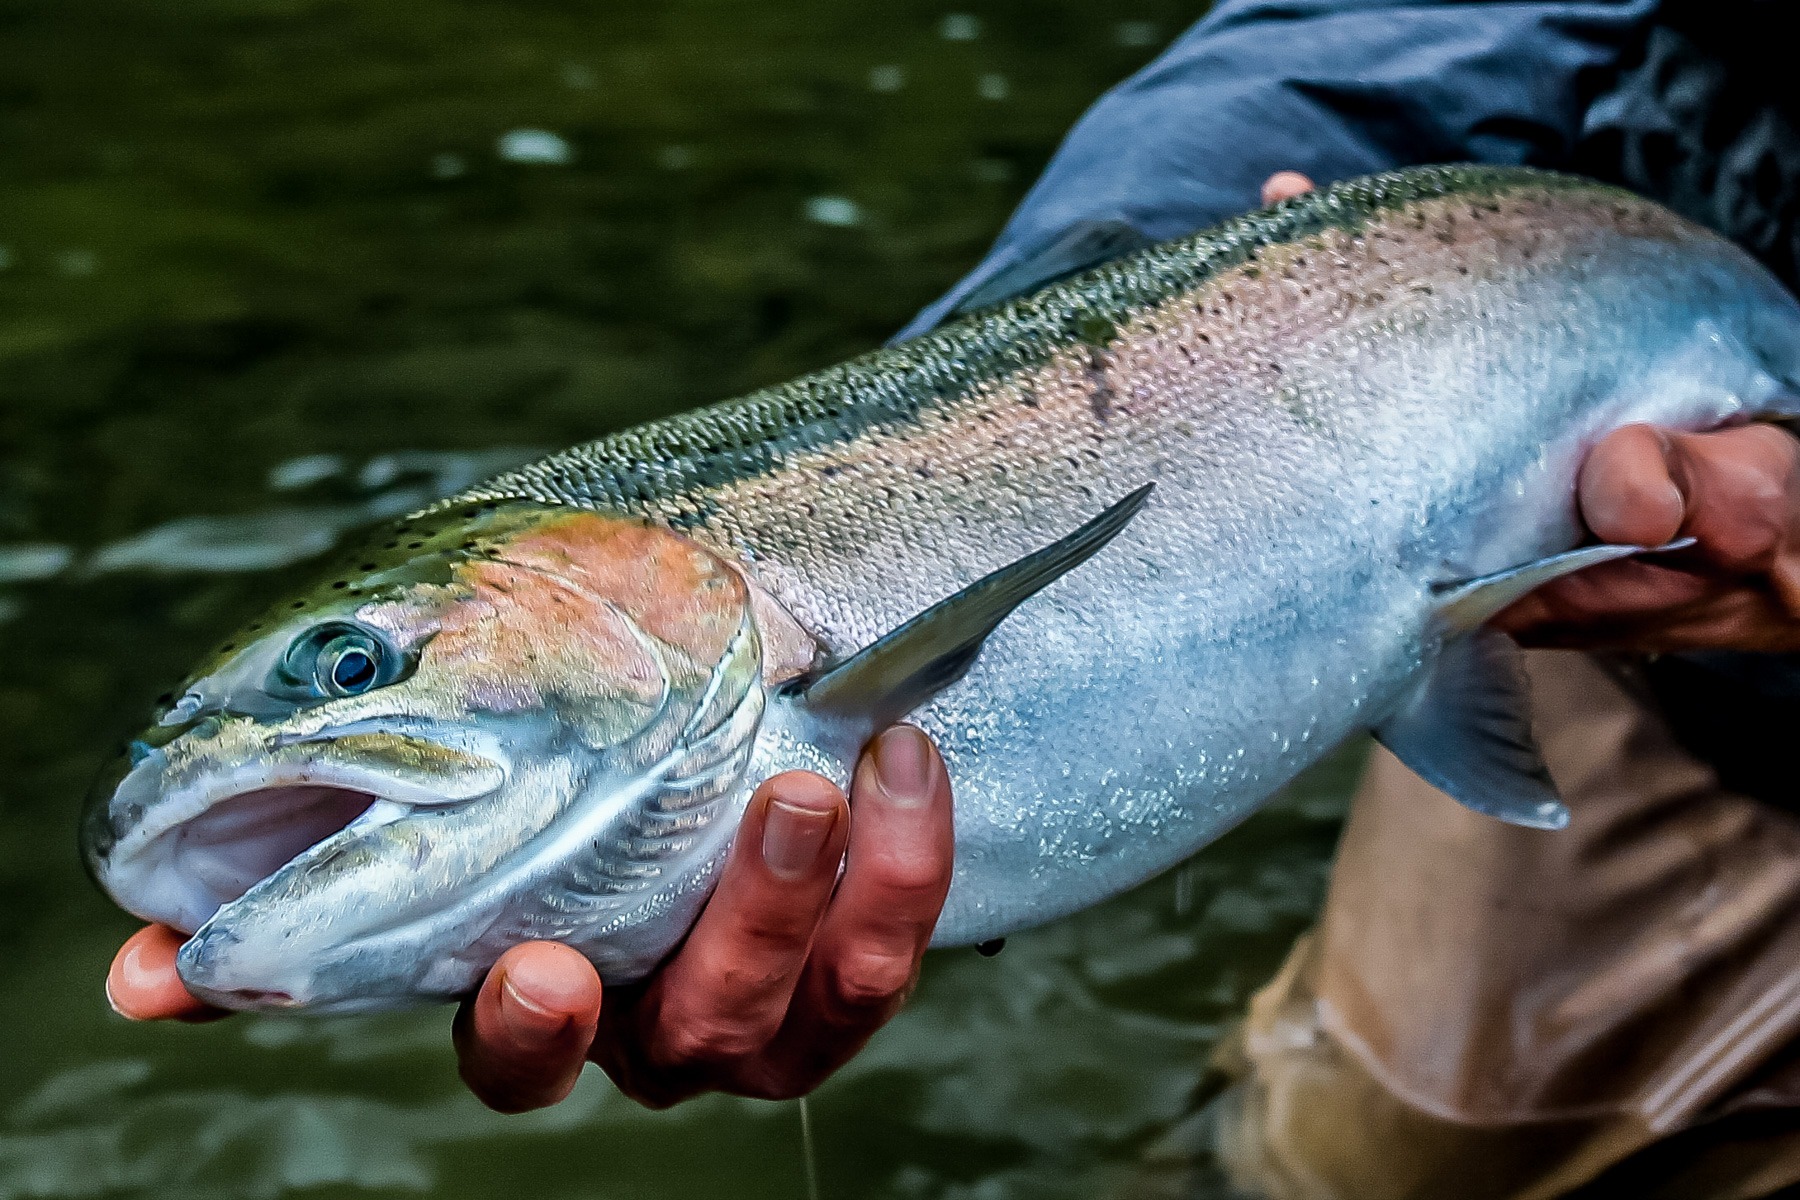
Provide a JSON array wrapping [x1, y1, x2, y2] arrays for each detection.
[[107, 925, 228, 1023]]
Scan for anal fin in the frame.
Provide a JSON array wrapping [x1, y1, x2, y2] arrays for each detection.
[[1374, 629, 1569, 830]]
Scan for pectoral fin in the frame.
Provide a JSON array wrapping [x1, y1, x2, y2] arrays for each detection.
[[790, 483, 1154, 737], [1374, 629, 1568, 830], [1432, 537, 1694, 633]]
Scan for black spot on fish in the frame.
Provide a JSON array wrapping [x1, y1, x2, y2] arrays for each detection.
[[292, 600, 306, 609], [977, 939, 1006, 957], [359, 563, 376, 571], [1085, 345, 1115, 422], [1074, 311, 1115, 347], [332, 581, 347, 589]]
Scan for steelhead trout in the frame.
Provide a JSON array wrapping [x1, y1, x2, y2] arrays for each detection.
[[85, 165, 1800, 1012]]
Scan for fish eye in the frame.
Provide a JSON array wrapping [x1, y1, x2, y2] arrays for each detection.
[[320, 637, 379, 695], [274, 622, 401, 701]]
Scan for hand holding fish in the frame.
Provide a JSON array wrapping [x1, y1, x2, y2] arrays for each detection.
[[1492, 422, 1800, 652], [108, 726, 954, 1112]]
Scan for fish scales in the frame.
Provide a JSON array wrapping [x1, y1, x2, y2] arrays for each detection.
[[88, 164, 1800, 1008], [453, 164, 1800, 943]]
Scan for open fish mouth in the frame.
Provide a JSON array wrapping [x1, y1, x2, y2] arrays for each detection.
[[144, 784, 384, 933], [93, 728, 507, 937], [102, 771, 404, 936]]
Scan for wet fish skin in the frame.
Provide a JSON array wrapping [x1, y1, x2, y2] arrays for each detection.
[[84, 165, 1800, 1010], [462, 164, 1800, 943]]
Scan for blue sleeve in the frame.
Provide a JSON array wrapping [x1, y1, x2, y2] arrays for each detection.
[[896, 0, 1659, 340]]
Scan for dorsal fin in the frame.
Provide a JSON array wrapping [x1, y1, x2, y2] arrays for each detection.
[[789, 484, 1154, 737]]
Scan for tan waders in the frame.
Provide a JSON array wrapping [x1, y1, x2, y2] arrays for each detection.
[[1215, 651, 1800, 1200]]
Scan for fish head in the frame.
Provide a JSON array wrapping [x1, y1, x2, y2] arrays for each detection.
[[83, 502, 799, 1012]]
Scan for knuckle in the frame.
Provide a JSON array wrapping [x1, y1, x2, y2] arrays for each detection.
[[735, 910, 813, 950], [866, 846, 952, 902], [828, 946, 918, 1014], [1739, 466, 1789, 518], [725, 895, 820, 951], [659, 1017, 764, 1067]]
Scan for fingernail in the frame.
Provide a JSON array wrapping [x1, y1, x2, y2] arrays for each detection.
[[873, 725, 933, 808], [498, 970, 572, 1047], [107, 933, 160, 1020], [762, 794, 840, 880], [1662, 479, 1686, 524]]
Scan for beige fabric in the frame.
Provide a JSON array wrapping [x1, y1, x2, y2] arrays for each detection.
[[1217, 650, 1800, 1200]]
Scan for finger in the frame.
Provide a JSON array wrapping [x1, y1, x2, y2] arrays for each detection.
[[1496, 423, 1800, 648], [1492, 566, 1723, 647], [1662, 424, 1800, 577], [626, 772, 849, 1089], [757, 725, 954, 1093], [1502, 422, 1728, 636], [1261, 171, 1315, 205], [454, 941, 602, 1114], [107, 925, 227, 1023], [1577, 423, 1686, 546]]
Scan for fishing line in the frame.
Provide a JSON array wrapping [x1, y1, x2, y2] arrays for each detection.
[[798, 1095, 821, 1200]]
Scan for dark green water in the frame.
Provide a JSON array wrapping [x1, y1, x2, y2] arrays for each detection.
[[0, 3, 1356, 1196]]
